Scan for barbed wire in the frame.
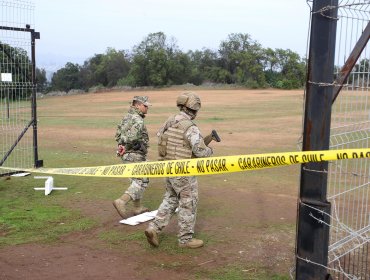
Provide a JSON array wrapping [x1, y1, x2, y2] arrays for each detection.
[[308, 80, 370, 90], [295, 255, 359, 280], [312, 2, 370, 20], [302, 166, 329, 173], [307, 81, 340, 87], [291, 199, 369, 280], [297, 201, 369, 279]]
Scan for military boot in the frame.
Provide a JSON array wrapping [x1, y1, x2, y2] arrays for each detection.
[[144, 227, 159, 247], [133, 199, 149, 215], [112, 194, 131, 218], [178, 238, 204, 249]]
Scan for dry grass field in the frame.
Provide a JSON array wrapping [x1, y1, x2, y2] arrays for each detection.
[[1, 88, 305, 280]]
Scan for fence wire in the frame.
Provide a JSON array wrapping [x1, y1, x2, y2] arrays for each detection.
[[321, 0, 369, 279], [0, 0, 35, 175]]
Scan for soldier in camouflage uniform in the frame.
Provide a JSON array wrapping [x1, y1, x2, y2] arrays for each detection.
[[113, 96, 151, 218], [145, 92, 213, 249]]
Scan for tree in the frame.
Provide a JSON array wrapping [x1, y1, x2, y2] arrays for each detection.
[[262, 48, 280, 87], [81, 53, 105, 88], [0, 42, 32, 99], [188, 48, 220, 84], [80, 48, 131, 89], [41, 32, 308, 91], [50, 62, 82, 91], [274, 49, 306, 89], [104, 48, 130, 87], [351, 58, 370, 86], [218, 33, 266, 87], [125, 32, 189, 87], [35, 68, 48, 92], [219, 33, 252, 76], [132, 32, 170, 86], [167, 51, 192, 85]]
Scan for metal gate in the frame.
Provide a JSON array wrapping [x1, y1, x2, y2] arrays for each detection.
[[295, 1, 369, 279], [0, 0, 42, 176]]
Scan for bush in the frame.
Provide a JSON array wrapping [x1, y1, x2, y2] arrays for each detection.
[[276, 79, 298, 89], [117, 75, 136, 87], [88, 84, 105, 93], [244, 79, 260, 89]]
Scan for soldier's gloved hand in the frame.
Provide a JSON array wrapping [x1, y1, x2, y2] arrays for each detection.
[[117, 144, 126, 156]]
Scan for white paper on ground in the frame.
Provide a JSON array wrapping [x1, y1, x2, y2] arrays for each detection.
[[11, 172, 31, 177], [119, 210, 158, 226]]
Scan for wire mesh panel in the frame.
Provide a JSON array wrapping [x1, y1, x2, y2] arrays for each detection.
[[327, 1, 370, 279], [0, 0, 36, 175]]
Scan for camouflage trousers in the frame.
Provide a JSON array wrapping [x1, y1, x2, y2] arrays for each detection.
[[149, 176, 198, 243], [121, 152, 149, 200]]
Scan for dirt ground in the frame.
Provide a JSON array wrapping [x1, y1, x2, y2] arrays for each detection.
[[0, 89, 303, 280], [0, 192, 297, 279]]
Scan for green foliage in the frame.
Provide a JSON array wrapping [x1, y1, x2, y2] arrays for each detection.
[[44, 32, 307, 91], [51, 62, 82, 92], [188, 68, 203, 86], [0, 42, 33, 99], [0, 43, 48, 95], [36, 67, 48, 92], [350, 58, 370, 85], [81, 48, 130, 89], [244, 78, 260, 89], [126, 32, 193, 87], [218, 33, 266, 86], [167, 52, 192, 85], [116, 75, 135, 87], [146, 48, 168, 86], [206, 66, 232, 83], [264, 48, 306, 89]]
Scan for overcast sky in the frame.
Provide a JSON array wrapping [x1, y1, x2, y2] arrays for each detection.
[[33, 0, 312, 72]]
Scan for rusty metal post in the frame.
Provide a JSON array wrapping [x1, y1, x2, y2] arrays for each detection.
[[295, 0, 338, 279]]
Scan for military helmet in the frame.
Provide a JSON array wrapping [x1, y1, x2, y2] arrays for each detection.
[[176, 92, 201, 111]]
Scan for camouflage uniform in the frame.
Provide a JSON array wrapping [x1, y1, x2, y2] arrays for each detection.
[[115, 103, 149, 201], [149, 111, 213, 244]]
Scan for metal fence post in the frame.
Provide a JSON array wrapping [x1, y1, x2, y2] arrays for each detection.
[[30, 27, 43, 168], [295, 0, 338, 279]]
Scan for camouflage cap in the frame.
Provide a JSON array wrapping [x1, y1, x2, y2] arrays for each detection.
[[132, 96, 151, 106]]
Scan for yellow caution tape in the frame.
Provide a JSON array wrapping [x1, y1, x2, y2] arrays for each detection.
[[1, 148, 369, 178]]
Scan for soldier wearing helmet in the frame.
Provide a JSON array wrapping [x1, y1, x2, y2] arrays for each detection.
[[145, 92, 213, 249], [176, 91, 201, 119], [113, 96, 151, 218]]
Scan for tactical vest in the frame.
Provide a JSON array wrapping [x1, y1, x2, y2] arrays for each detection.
[[158, 116, 194, 160]]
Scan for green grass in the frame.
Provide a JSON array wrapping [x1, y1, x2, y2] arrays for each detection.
[[204, 117, 225, 122], [0, 177, 96, 247], [40, 116, 118, 129], [99, 229, 145, 245], [194, 264, 290, 280]]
